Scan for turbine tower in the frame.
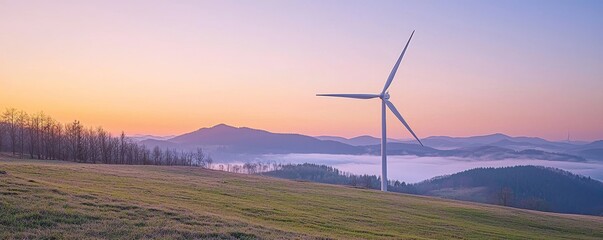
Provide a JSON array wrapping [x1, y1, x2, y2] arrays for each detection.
[[316, 30, 423, 192]]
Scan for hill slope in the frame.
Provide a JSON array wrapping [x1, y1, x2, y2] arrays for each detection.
[[264, 164, 603, 216], [409, 166, 603, 215], [1, 157, 602, 239]]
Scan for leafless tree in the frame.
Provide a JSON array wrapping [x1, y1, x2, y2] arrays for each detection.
[[194, 147, 205, 167], [16, 110, 28, 158], [2, 108, 18, 155], [66, 120, 83, 162], [0, 119, 5, 152], [152, 146, 162, 165], [206, 155, 213, 169], [119, 131, 126, 164]]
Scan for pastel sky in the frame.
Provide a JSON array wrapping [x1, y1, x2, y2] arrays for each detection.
[[1, 0, 602, 141]]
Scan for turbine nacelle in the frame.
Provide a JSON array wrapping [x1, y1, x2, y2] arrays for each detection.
[[380, 92, 390, 100]]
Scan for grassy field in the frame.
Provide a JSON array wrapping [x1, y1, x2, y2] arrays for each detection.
[[1, 156, 602, 239]]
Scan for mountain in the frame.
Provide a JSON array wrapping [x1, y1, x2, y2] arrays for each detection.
[[440, 146, 585, 161], [139, 139, 181, 149], [364, 142, 438, 156], [407, 166, 603, 216], [331, 133, 588, 152], [361, 143, 586, 162], [165, 124, 363, 155], [418, 134, 576, 150], [316, 135, 402, 146], [128, 134, 176, 142], [405, 134, 600, 161], [566, 140, 603, 161]]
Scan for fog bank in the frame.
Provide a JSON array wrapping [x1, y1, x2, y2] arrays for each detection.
[[248, 154, 603, 183]]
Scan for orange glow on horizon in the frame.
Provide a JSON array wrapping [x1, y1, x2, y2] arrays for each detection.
[[1, 1, 601, 141]]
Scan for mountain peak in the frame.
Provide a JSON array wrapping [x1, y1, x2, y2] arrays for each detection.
[[167, 123, 362, 154], [485, 133, 511, 138], [209, 123, 237, 130]]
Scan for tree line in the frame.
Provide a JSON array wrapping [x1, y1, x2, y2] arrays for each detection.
[[0, 108, 212, 167], [262, 163, 411, 191]]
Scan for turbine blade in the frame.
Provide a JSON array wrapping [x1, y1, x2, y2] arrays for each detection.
[[382, 30, 415, 95], [316, 94, 380, 99], [384, 100, 423, 146]]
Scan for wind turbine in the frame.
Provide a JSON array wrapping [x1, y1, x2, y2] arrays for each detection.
[[317, 30, 423, 192]]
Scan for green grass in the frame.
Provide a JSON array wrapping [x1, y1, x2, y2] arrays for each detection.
[[0, 156, 602, 239]]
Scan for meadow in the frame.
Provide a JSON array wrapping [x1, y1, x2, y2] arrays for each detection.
[[1, 156, 602, 239]]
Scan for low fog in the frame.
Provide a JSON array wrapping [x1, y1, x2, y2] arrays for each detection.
[[245, 154, 603, 183]]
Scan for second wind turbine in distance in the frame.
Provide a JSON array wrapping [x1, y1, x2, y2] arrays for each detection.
[[317, 30, 423, 192]]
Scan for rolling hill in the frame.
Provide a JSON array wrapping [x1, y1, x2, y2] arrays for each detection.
[[566, 140, 603, 161], [409, 166, 603, 216], [1, 156, 602, 239]]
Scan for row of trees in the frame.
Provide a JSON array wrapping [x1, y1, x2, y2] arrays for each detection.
[[262, 163, 409, 190], [214, 162, 281, 174], [0, 108, 212, 167]]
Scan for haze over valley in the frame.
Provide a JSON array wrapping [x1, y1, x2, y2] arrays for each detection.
[[136, 124, 603, 160], [134, 124, 603, 182]]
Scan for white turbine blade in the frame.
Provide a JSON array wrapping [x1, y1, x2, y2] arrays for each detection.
[[382, 30, 415, 95], [316, 94, 380, 99], [384, 100, 423, 146]]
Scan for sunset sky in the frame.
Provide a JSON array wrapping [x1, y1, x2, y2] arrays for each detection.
[[1, 0, 602, 141]]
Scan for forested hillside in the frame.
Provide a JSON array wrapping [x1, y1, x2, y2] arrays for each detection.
[[264, 164, 603, 216], [410, 166, 603, 216]]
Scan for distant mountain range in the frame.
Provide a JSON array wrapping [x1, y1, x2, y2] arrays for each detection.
[[139, 124, 603, 162]]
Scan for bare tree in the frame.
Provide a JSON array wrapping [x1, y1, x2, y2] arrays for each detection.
[[55, 123, 64, 160], [206, 155, 213, 169], [152, 146, 162, 165], [97, 127, 109, 164], [0, 118, 4, 151], [164, 148, 173, 165], [194, 147, 205, 167], [16, 110, 28, 158], [2, 108, 18, 155], [180, 150, 192, 166], [140, 145, 150, 165], [66, 120, 83, 162]]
